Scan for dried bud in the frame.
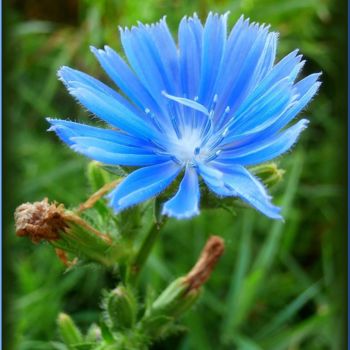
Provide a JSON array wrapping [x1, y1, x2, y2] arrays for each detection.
[[141, 236, 225, 338], [184, 235, 225, 291], [15, 198, 67, 243], [14, 198, 130, 267]]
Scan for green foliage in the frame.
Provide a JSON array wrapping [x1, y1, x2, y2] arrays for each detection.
[[7, 0, 345, 349]]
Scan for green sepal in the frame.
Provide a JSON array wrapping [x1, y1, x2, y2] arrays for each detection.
[[101, 165, 127, 177], [50, 211, 133, 267]]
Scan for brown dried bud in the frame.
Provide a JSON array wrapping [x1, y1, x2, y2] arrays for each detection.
[[141, 236, 225, 330], [15, 198, 67, 243], [184, 235, 225, 291]]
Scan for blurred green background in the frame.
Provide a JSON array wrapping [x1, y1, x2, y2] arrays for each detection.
[[5, 0, 347, 349]]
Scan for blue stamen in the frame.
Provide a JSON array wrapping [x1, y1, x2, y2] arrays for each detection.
[[216, 106, 231, 130], [205, 150, 222, 162], [207, 127, 229, 151]]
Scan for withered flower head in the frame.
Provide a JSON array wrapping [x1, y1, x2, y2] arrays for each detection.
[[141, 235, 225, 330], [184, 235, 225, 291], [14, 198, 67, 243]]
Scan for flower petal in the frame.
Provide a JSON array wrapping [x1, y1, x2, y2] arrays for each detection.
[[47, 122, 168, 166], [248, 49, 302, 97], [69, 137, 156, 155], [218, 119, 309, 165], [146, 17, 180, 94], [214, 18, 276, 121], [71, 144, 170, 166], [62, 79, 162, 142], [58, 66, 142, 117], [197, 163, 225, 188], [47, 119, 151, 148], [120, 25, 171, 105], [221, 78, 320, 148], [108, 161, 181, 212], [162, 167, 200, 219], [197, 164, 233, 196], [198, 12, 228, 105], [227, 77, 296, 136], [214, 164, 282, 219], [90, 46, 164, 116], [262, 80, 320, 135], [224, 28, 274, 114], [178, 14, 203, 98]]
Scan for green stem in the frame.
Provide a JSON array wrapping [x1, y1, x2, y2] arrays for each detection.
[[128, 219, 167, 284]]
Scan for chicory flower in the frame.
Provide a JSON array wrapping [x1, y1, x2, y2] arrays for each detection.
[[48, 13, 320, 219]]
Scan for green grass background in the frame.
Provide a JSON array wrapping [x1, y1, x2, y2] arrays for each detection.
[[5, 0, 347, 349]]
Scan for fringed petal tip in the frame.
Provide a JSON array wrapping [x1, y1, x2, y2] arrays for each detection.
[[57, 66, 73, 84], [89, 45, 98, 54], [46, 118, 75, 146], [46, 117, 55, 129]]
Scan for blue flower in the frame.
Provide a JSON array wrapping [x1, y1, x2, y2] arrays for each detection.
[[48, 13, 320, 220]]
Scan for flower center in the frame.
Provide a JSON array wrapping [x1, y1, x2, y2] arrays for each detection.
[[169, 129, 209, 165]]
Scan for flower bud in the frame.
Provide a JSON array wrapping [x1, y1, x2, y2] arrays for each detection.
[[57, 312, 83, 346], [105, 285, 136, 331], [250, 162, 285, 187], [85, 323, 102, 343]]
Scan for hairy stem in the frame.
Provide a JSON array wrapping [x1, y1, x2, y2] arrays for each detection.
[[128, 219, 167, 284]]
